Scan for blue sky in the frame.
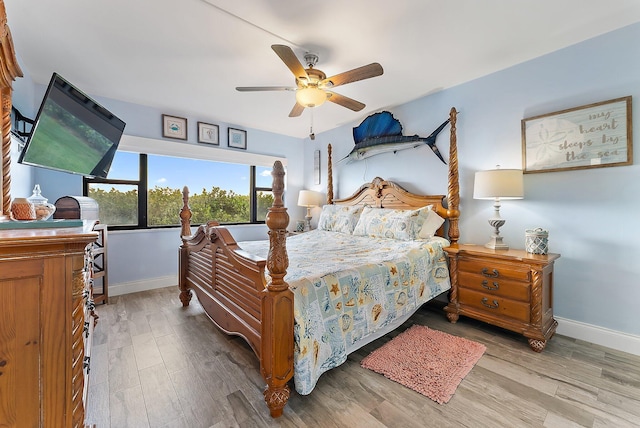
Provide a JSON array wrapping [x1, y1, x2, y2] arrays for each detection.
[[105, 151, 273, 195]]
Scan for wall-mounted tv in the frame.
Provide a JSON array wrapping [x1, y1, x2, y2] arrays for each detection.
[[18, 73, 126, 178]]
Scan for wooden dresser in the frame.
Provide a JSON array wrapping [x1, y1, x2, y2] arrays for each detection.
[[444, 244, 560, 352], [0, 222, 98, 427]]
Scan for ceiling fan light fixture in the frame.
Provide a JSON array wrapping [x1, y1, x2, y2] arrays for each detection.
[[238, 45, 383, 116], [296, 87, 327, 108]]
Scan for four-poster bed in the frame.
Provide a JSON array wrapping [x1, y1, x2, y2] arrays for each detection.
[[178, 107, 460, 417]]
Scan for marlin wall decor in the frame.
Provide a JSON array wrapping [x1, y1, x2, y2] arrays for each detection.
[[341, 111, 450, 164]]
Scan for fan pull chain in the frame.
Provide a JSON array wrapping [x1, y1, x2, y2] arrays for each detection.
[[309, 109, 316, 140]]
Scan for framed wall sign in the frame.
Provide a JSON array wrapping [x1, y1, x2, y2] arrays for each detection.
[[228, 127, 247, 149], [197, 122, 219, 145], [521, 96, 632, 173], [162, 114, 187, 140]]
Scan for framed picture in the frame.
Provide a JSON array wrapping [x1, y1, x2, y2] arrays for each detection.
[[228, 127, 247, 150], [197, 122, 219, 145], [162, 114, 187, 140], [522, 96, 632, 173], [314, 150, 321, 185]]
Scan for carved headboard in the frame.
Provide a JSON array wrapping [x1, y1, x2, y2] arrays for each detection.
[[333, 177, 447, 213], [0, 0, 24, 219]]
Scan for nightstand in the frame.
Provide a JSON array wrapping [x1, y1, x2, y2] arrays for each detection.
[[444, 244, 560, 352]]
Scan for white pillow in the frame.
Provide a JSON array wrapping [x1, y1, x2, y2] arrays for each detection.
[[418, 210, 445, 239], [317, 205, 363, 234]]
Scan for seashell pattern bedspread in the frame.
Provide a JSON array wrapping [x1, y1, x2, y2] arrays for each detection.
[[238, 229, 451, 395]]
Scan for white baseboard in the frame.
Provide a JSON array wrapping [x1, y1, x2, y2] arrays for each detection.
[[109, 275, 177, 297], [556, 316, 640, 356]]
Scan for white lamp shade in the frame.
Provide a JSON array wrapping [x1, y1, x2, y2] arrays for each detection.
[[295, 87, 327, 107], [473, 169, 524, 200], [298, 190, 322, 207]]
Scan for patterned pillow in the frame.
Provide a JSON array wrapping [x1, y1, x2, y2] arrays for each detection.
[[352, 205, 433, 240], [317, 205, 363, 234]]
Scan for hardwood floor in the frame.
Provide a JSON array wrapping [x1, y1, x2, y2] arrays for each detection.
[[86, 286, 640, 427]]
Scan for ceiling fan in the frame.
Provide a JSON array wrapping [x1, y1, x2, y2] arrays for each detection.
[[236, 44, 384, 117]]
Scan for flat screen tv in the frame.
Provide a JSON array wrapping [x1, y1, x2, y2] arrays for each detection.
[[18, 73, 126, 178]]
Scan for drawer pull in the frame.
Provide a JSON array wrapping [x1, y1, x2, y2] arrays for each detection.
[[482, 268, 499, 278], [481, 280, 499, 291], [481, 297, 499, 309]]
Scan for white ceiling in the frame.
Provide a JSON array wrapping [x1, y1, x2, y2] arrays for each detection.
[[6, 0, 640, 139]]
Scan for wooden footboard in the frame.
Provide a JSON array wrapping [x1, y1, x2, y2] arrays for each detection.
[[179, 161, 293, 417], [178, 221, 266, 353]]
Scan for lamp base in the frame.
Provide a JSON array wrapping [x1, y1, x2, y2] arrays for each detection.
[[486, 215, 509, 250], [485, 235, 509, 250]]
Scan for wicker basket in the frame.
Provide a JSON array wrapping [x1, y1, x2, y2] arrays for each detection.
[[525, 228, 549, 255]]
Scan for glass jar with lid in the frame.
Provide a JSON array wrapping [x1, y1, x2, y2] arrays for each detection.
[[27, 184, 56, 220]]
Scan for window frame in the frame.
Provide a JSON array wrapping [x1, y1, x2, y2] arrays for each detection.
[[84, 153, 272, 230]]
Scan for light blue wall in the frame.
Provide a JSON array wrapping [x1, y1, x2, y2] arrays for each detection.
[[10, 23, 640, 338], [309, 23, 640, 336]]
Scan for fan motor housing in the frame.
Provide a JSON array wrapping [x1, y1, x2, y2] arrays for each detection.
[[297, 68, 326, 88]]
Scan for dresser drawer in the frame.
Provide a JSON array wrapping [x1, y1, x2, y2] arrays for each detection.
[[459, 288, 530, 323], [459, 257, 530, 282], [458, 271, 530, 302]]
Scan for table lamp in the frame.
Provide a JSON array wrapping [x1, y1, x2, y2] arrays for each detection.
[[297, 190, 321, 231], [473, 166, 524, 250]]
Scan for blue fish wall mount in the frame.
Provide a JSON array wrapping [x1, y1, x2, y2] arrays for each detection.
[[342, 111, 450, 164]]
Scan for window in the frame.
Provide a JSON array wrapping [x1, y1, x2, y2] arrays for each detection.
[[84, 151, 274, 229], [254, 165, 273, 222]]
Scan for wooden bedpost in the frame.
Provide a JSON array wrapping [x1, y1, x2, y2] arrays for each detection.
[[446, 107, 460, 244], [261, 160, 294, 417], [445, 107, 461, 324], [179, 186, 192, 238], [178, 186, 193, 306], [0, 0, 24, 219], [327, 143, 333, 204]]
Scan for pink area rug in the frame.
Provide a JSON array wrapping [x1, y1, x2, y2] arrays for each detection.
[[361, 324, 486, 404]]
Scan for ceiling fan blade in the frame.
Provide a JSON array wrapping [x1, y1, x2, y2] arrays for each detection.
[[271, 44, 309, 81], [320, 63, 383, 89], [289, 102, 305, 117], [326, 91, 365, 112], [236, 86, 296, 92]]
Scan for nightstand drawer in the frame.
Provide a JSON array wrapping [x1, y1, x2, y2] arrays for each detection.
[[459, 288, 530, 323], [459, 258, 530, 282], [458, 272, 530, 301]]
